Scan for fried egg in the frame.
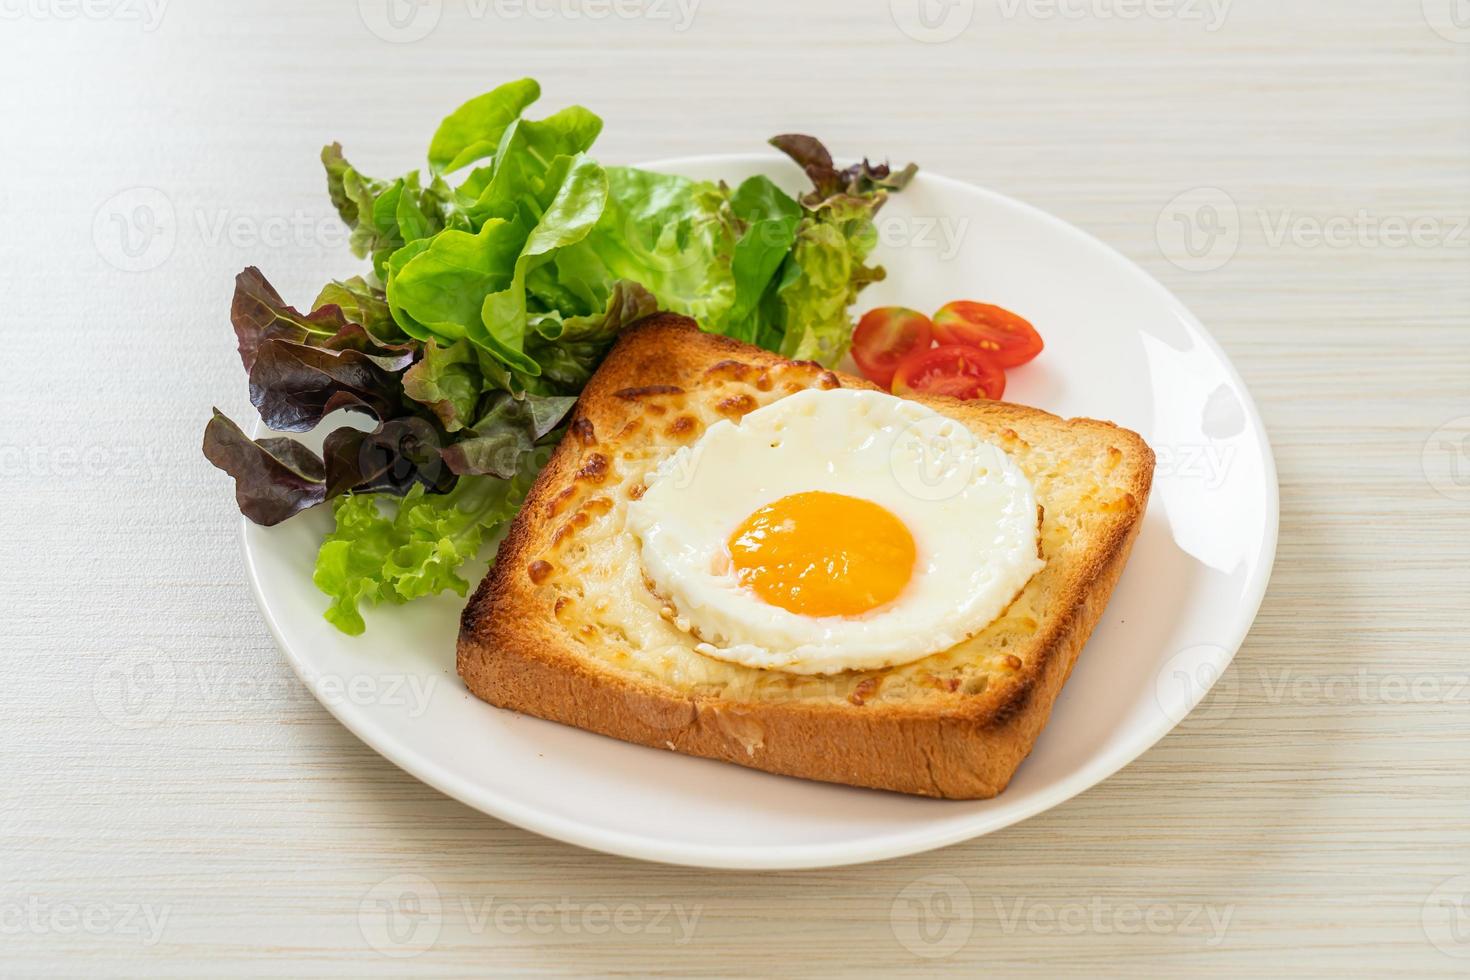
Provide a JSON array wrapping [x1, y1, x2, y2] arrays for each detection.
[[624, 388, 1045, 674]]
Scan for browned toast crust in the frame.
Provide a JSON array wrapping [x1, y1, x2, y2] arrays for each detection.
[[457, 314, 1153, 798]]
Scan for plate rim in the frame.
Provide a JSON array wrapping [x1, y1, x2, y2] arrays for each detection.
[[242, 153, 1280, 870]]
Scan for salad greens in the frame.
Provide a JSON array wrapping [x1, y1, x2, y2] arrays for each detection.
[[204, 78, 914, 633], [313, 448, 549, 636]]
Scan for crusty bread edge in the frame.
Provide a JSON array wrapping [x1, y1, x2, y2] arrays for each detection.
[[457, 315, 1154, 799]]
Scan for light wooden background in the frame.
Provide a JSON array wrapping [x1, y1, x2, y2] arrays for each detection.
[[3, 0, 1467, 975]]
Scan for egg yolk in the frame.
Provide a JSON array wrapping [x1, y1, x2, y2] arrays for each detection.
[[726, 491, 916, 618]]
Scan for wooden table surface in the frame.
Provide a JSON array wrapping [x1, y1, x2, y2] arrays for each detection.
[[3, 0, 1467, 974]]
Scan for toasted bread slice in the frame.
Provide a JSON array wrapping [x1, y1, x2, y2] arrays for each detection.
[[457, 314, 1154, 798]]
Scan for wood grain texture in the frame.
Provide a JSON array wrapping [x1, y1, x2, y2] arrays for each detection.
[[1, 0, 1466, 975]]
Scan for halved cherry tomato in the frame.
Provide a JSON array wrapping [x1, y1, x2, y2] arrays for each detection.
[[931, 301, 1043, 368], [891, 345, 1006, 401], [851, 307, 933, 387]]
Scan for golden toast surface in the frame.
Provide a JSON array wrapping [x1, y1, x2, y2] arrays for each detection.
[[457, 315, 1154, 797]]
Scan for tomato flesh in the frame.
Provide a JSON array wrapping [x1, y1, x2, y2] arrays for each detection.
[[931, 301, 1043, 368], [891, 345, 1006, 401], [851, 307, 933, 387]]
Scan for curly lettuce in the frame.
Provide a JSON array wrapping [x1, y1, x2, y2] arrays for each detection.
[[314, 447, 548, 635]]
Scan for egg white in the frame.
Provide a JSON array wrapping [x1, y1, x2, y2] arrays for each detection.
[[624, 388, 1045, 675]]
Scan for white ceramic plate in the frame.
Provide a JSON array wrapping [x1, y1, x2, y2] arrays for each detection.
[[243, 155, 1278, 870]]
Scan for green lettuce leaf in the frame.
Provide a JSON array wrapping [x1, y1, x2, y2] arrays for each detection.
[[322, 141, 372, 228], [562, 166, 739, 330], [312, 276, 400, 345], [385, 218, 525, 347], [724, 176, 803, 342], [477, 154, 608, 372], [763, 138, 916, 363], [440, 391, 576, 478], [322, 143, 398, 274], [313, 449, 547, 635], [775, 198, 887, 364], [525, 279, 658, 390], [428, 78, 542, 175], [400, 339, 485, 431], [460, 107, 603, 228], [323, 146, 457, 280]]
